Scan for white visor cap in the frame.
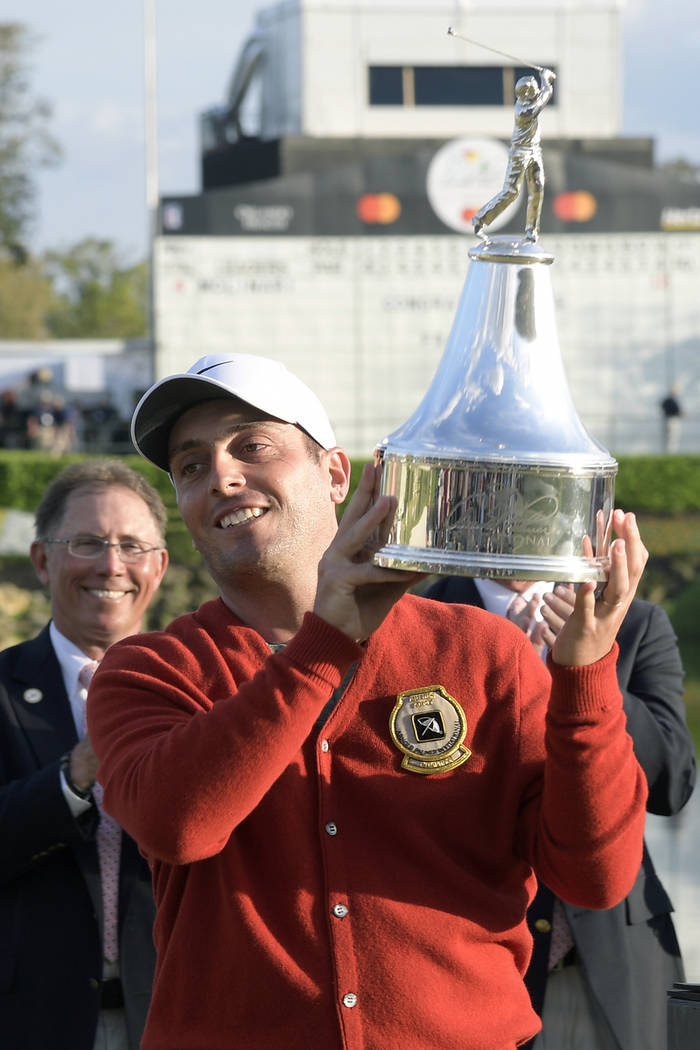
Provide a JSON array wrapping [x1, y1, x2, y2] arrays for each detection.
[[131, 353, 337, 471]]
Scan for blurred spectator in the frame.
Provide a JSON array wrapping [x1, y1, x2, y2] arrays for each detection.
[[660, 385, 683, 453], [0, 389, 28, 448], [51, 396, 79, 454], [82, 402, 120, 449], [26, 392, 59, 452], [0, 377, 129, 455]]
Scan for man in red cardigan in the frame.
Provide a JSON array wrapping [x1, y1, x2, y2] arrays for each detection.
[[88, 353, 649, 1050]]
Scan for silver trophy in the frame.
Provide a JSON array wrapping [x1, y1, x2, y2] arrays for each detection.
[[373, 47, 616, 582]]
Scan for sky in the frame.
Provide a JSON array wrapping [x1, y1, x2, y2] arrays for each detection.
[[6, 0, 700, 262]]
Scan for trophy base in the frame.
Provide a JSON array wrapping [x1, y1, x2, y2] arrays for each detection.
[[374, 545, 609, 583], [372, 449, 616, 583]]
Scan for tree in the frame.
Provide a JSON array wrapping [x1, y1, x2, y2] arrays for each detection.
[[0, 23, 61, 261], [43, 238, 147, 338], [659, 157, 700, 181], [0, 254, 54, 336]]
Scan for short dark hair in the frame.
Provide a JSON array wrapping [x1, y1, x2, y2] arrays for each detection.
[[301, 428, 324, 461], [35, 460, 168, 542]]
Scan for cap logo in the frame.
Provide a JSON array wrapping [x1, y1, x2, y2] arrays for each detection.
[[196, 360, 237, 376]]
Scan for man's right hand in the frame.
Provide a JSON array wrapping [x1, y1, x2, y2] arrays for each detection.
[[313, 462, 423, 642], [548, 510, 647, 666], [69, 736, 99, 792], [508, 594, 549, 657], [540, 583, 576, 649]]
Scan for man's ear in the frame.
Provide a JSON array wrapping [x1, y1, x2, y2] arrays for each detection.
[[29, 540, 50, 587], [326, 448, 352, 506], [153, 548, 170, 589]]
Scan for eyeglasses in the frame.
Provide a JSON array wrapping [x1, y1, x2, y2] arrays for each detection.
[[41, 536, 164, 563]]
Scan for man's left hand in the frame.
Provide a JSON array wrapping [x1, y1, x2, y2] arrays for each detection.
[[548, 509, 647, 666]]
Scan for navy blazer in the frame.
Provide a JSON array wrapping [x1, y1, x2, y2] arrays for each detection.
[[425, 577, 696, 1050], [0, 625, 156, 1050]]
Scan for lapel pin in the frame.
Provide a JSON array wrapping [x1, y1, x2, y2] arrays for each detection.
[[23, 688, 44, 704]]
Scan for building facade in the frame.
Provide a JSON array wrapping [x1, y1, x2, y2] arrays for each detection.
[[155, 0, 700, 456]]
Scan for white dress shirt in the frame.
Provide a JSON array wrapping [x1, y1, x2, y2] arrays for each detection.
[[474, 577, 555, 619], [50, 621, 95, 815]]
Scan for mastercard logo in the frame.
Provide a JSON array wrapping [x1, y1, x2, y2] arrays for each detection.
[[553, 191, 597, 222], [356, 193, 402, 224]]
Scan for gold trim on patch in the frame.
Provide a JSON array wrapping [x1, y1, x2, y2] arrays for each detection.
[[390, 685, 471, 775]]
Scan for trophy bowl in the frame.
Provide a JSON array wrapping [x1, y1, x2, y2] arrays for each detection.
[[373, 238, 616, 582]]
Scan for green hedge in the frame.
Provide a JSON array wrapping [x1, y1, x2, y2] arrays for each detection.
[[0, 451, 173, 512], [343, 455, 700, 517], [0, 450, 698, 749], [614, 456, 700, 514], [0, 450, 698, 553], [0, 450, 195, 564]]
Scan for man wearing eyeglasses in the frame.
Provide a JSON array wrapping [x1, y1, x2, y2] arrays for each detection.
[[0, 460, 169, 1050]]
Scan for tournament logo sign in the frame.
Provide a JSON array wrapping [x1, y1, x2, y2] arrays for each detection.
[[426, 137, 519, 234]]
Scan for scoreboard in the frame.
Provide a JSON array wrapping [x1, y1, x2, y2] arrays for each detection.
[[155, 232, 700, 457]]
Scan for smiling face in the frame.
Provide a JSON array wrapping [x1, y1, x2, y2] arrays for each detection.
[[168, 398, 349, 598], [30, 485, 168, 659]]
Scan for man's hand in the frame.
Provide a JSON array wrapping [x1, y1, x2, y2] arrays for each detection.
[[547, 509, 647, 666], [508, 594, 548, 657], [539, 582, 576, 650], [69, 735, 99, 792], [314, 462, 423, 641]]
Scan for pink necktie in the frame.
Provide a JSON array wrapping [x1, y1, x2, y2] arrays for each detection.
[[548, 896, 575, 968], [79, 661, 121, 963]]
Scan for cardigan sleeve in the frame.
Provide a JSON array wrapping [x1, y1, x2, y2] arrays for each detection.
[[87, 610, 362, 865], [515, 642, 647, 909]]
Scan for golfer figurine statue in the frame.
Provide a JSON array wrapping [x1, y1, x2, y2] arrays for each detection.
[[472, 66, 556, 243]]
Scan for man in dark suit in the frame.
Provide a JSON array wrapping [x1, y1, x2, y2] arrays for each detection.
[[425, 574, 695, 1050], [0, 460, 169, 1050]]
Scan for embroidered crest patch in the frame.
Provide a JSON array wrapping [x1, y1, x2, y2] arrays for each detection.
[[390, 685, 471, 775]]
